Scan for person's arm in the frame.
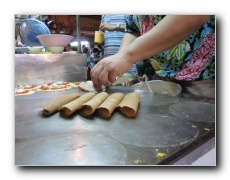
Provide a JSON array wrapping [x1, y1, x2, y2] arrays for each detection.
[[99, 22, 125, 32], [91, 15, 210, 89], [121, 15, 210, 64], [118, 33, 139, 52]]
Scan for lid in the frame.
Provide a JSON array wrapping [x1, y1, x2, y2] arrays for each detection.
[[18, 18, 51, 46]]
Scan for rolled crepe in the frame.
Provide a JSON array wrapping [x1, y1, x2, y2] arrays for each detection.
[[97, 92, 124, 118], [118, 92, 140, 117], [80, 92, 109, 116], [59, 92, 95, 116], [38, 93, 80, 116]]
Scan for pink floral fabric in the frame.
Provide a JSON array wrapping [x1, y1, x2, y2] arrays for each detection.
[[140, 16, 153, 35], [175, 33, 215, 81]]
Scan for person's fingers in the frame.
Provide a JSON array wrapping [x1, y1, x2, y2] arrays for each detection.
[[108, 72, 118, 85], [91, 64, 104, 90], [98, 69, 110, 87], [90, 62, 101, 76], [91, 54, 124, 88], [99, 68, 120, 87]]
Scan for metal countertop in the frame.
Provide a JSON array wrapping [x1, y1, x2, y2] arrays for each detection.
[[15, 86, 215, 166]]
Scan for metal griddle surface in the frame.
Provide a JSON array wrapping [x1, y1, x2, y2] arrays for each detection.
[[15, 86, 215, 165]]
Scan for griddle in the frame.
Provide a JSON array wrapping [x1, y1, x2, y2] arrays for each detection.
[[15, 86, 215, 165]]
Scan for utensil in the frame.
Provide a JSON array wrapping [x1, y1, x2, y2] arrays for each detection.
[[142, 74, 153, 92]]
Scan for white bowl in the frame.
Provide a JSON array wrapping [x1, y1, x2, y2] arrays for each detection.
[[28, 47, 43, 54], [47, 47, 64, 54], [36, 34, 73, 47]]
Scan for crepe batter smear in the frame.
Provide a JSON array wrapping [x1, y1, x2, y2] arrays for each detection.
[[169, 102, 215, 122], [109, 115, 199, 148]]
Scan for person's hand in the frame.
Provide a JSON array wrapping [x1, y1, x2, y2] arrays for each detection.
[[90, 53, 134, 90], [99, 22, 116, 31]]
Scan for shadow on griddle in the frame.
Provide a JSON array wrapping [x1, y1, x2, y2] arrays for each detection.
[[59, 110, 97, 121], [39, 110, 59, 118], [59, 110, 80, 120]]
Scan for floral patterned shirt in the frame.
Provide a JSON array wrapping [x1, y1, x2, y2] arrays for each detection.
[[125, 15, 215, 81]]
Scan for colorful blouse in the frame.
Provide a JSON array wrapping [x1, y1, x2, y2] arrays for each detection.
[[125, 15, 215, 81]]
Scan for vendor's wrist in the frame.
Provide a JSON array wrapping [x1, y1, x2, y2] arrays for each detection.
[[120, 48, 135, 64]]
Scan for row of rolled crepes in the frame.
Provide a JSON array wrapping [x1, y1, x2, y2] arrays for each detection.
[[38, 92, 140, 118]]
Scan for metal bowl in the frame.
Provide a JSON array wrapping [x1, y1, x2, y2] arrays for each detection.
[[130, 80, 182, 97]]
